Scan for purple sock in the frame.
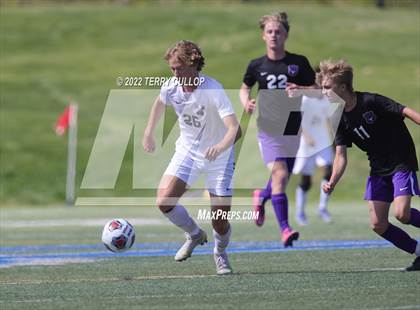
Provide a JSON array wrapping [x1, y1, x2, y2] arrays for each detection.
[[272, 193, 290, 232], [380, 224, 417, 254], [259, 178, 272, 201], [409, 208, 420, 228]]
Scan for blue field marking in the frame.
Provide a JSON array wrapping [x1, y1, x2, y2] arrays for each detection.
[[0, 242, 181, 253], [0, 239, 400, 267]]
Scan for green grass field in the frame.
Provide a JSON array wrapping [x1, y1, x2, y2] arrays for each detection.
[[0, 2, 420, 309], [1, 204, 419, 310], [0, 1, 419, 204]]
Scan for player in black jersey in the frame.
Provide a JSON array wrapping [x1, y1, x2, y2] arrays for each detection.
[[239, 12, 315, 246], [319, 59, 420, 271]]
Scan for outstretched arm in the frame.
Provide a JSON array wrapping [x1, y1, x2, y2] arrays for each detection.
[[285, 82, 318, 98], [143, 96, 166, 153], [402, 107, 420, 125], [205, 114, 240, 161], [323, 145, 348, 194]]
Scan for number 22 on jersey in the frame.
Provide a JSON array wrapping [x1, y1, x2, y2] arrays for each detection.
[[266, 74, 288, 89]]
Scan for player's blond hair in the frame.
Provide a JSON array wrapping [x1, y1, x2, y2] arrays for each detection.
[[259, 12, 290, 33], [316, 59, 354, 91], [164, 40, 205, 71]]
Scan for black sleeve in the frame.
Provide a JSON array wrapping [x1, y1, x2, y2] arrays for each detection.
[[334, 118, 352, 147], [243, 61, 257, 88], [371, 94, 405, 117], [298, 56, 315, 86]]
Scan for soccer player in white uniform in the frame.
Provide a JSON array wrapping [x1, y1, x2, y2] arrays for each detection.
[[142, 40, 240, 275], [292, 95, 334, 225]]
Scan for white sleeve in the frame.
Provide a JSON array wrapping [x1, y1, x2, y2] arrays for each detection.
[[159, 84, 169, 106], [214, 89, 235, 119], [159, 78, 175, 106]]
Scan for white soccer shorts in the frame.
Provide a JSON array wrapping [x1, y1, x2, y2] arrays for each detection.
[[163, 150, 235, 196], [292, 146, 333, 175]]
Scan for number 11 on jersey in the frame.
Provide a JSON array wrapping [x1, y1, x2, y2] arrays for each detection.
[[353, 125, 370, 140]]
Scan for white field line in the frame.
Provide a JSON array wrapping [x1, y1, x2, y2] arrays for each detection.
[[347, 306, 420, 310], [0, 218, 169, 228], [0, 269, 413, 286], [0, 273, 219, 285], [0, 215, 241, 228], [75, 196, 254, 206], [0, 258, 97, 269], [360, 267, 404, 272]]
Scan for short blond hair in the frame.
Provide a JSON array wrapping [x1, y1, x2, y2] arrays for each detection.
[[259, 12, 289, 33], [164, 40, 205, 71], [317, 59, 353, 91]]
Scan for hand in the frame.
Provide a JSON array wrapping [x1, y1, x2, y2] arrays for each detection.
[[204, 145, 223, 161], [286, 82, 304, 98], [142, 133, 155, 153], [245, 99, 256, 114], [322, 181, 335, 194]]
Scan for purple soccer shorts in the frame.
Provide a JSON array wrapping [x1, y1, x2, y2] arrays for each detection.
[[257, 131, 298, 173], [364, 171, 420, 203]]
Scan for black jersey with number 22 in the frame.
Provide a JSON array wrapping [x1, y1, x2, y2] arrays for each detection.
[[243, 52, 315, 90]]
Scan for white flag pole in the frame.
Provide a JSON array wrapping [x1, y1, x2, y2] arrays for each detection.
[[66, 103, 78, 206]]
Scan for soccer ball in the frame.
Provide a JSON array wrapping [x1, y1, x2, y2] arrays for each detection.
[[102, 219, 135, 253]]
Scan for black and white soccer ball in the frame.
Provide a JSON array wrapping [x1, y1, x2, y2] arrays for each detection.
[[102, 219, 135, 253]]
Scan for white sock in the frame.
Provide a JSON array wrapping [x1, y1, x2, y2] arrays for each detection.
[[213, 225, 231, 255], [163, 204, 200, 236], [319, 180, 330, 211], [415, 241, 420, 256], [296, 186, 307, 216]]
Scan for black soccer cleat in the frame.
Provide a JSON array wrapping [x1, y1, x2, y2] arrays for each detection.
[[405, 256, 420, 272]]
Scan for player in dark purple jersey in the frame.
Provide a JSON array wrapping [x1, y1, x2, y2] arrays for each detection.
[[319, 59, 420, 271], [239, 12, 315, 246]]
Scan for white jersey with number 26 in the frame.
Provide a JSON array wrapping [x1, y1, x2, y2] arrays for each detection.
[[159, 74, 235, 160]]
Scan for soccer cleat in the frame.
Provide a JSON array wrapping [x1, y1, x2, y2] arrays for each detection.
[[296, 212, 308, 226], [253, 189, 266, 227], [174, 229, 207, 262], [319, 209, 332, 223], [405, 256, 420, 272], [214, 252, 233, 275], [281, 227, 299, 247]]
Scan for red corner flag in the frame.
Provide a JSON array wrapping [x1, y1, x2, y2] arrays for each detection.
[[55, 105, 72, 135], [54, 103, 78, 206]]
